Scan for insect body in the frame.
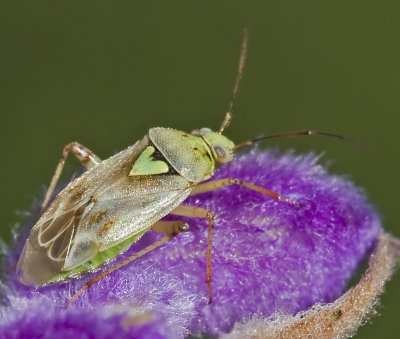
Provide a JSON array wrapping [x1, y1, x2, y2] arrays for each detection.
[[16, 128, 236, 287]]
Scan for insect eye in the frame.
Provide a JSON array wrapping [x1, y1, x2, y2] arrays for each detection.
[[211, 144, 231, 164]]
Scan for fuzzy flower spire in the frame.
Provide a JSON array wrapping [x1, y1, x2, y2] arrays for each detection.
[[0, 149, 398, 338]]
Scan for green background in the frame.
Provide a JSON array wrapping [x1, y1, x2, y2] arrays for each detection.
[[1, 1, 399, 337]]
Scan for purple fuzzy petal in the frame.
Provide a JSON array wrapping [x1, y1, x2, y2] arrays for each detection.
[[0, 297, 178, 339], [1, 149, 381, 338]]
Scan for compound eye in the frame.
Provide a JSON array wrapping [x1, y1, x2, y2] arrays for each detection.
[[211, 144, 231, 163]]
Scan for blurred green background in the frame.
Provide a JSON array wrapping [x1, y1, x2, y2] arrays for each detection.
[[0, 0, 399, 337]]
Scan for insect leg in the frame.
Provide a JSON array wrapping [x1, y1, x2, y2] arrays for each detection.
[[64, 220, 189, 308], [42, 142, 101, 212], [170, 205, 215, 304], [191, 178, 301, 206], [151, 220, 190, 234]]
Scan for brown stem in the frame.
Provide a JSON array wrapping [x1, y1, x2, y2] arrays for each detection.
[[222, 233, 400, 339]]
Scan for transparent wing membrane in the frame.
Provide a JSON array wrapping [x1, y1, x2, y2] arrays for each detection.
[[17, 135, 194, 285]]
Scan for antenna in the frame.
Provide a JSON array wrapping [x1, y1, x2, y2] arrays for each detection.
[[219, 28, 249, 134], [233, 130, 369, 151]]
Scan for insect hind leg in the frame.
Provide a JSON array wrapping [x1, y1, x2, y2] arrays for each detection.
[[42, 142, 101, 212], [151, 220, 190, 235], [64, 220, 189, 308]]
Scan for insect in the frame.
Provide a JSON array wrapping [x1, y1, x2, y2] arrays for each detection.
[[16, 30, 358, 307]]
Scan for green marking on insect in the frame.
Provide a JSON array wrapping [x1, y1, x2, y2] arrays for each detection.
[[129, 145, 169, 176], [16, 29, 356, 307], [48, 229, 148, 283]]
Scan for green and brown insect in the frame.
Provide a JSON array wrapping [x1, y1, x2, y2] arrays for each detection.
[[16, 31, 355, 306]]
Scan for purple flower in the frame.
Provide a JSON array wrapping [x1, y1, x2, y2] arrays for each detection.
[[0, 149, 388, 338]]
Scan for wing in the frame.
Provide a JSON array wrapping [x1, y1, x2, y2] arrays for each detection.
[[17, 136, 149, 286], [63, 174, 192, 270], [16, 136, 193, 286]]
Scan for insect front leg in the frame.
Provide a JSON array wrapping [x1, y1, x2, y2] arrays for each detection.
[[191, 177, 301, 206], [65, 220, 189, 308], [170, 205, 215, 304], [42, 142, 101, 212]]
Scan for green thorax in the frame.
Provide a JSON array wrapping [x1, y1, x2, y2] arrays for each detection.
[[128, 127, 235, 183]]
